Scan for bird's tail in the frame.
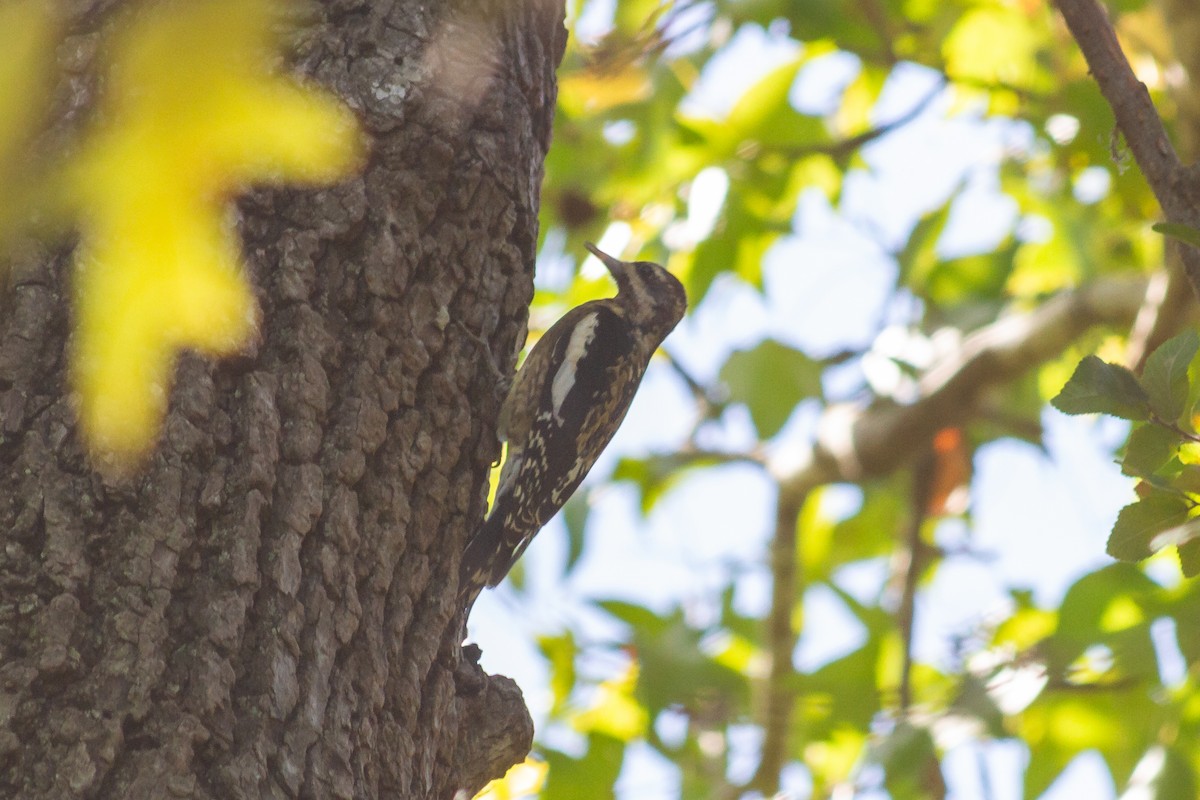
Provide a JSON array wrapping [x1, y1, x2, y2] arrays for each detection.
[[459, 503, 508, 596]]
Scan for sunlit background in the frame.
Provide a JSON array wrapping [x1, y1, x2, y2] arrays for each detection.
[[468, 0, 1197, 798], [1, 0, 1193, 797]]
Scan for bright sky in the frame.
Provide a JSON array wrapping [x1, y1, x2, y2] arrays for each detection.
[[468, 8, 1145, 800]]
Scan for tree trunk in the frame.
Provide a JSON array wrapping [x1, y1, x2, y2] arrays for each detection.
[[0, 1, 565, 797]]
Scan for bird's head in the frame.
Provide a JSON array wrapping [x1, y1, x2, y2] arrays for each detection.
[[585, 242, 687, 336]]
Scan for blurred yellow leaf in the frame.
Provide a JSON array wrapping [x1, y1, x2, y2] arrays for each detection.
[[559, 62, 652, 116], [710, 630, 765, 676], [943, 7, 1043, 89], [1179, 441, 1200, 466], [805, 727, 867, 790], [62, 0, 363, 463], [1009, 229, 1082, 297], [1020, 687, 1156, 795], [472, 757, 548, 800], [722, 57, 805, 142], [1099, 595, 1143, 632], [834, 66, 884, 140], [572, 663, 648, 741], [993, 606, 1057, 651]]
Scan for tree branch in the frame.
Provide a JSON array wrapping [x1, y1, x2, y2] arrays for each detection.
[[1052, 0, 1200, 297], [772, 274, 1146, 497], [661, 348, 727, 415], [1125, 0, 1200, 369], [747, 479, 807, 796]]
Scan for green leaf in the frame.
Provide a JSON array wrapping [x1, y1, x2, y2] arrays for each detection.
[[541, 734, 624, 800], [1050, 564, 1159, 667], [1022, 689, 1157, 797], [538, 631, 578, 714], [721, 58, 828, 151], [614, 0, 666, 32], [926, 240, 1019, 306], [719, 339, 823, 437], [1119, 746, 1198, 800], [897, 201, 952, 292], [507, 556, 528, 593], [1051, 355, 1151, 420], [1106, 624, 1162, 681], [561, 489, 590, 577], [1152, 222, 1200, 249], [794, 642, 882, 736], [1171, 463, 1200, 495], [873, 723, 944, 800], [818, 481, 904, 577], [612, 454, 700, 513], [1144, 515, 1200, 550], [686, 227, 754, 300], [687, 227, 737, 303], [1122, 423, 1181, 478], [686, 191, 779, 303], [1140, 330, 1199, 423], [719, 582, 762, 644], [1167, 584, 1200, 659], [1109, 0, 1150, 11], [1179, 538, 1200, 578], [596, 599, 666, 633], [1107, 492, 1190, 562], [595, 602, 748, 717], [951, 674, 1007, 738], [783, 0, 857, 45], [943, 7, 1045, 90]]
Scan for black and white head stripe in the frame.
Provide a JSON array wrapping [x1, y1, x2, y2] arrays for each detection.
[[584, 243, 687, 335]]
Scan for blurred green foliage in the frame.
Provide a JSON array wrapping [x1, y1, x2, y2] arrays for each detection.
[[1, 0, 1195, 797], [1053, 331, 1200, 574], [483, 0, 1200, 797]]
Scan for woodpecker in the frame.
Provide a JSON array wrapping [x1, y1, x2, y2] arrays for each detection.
[[460, 243, 687, 593]]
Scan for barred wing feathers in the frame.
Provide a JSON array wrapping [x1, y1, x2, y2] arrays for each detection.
[[462, 303, 643, 588]]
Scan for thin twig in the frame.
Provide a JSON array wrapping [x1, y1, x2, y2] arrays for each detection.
[[896, 451, 935, 714], [660, 348, 725, 411], [746, 480, 807, 795], [673, 447, 767, 467], [779, 78, 947, 162], [1052, 0, 1200, 298], [1152, 415, 1200, 444]]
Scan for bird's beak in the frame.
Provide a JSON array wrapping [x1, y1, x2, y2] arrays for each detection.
[[584, 242, 629, 279]]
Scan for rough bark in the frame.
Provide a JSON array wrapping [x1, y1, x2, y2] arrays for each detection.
[[0, 1, 565, 798]]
